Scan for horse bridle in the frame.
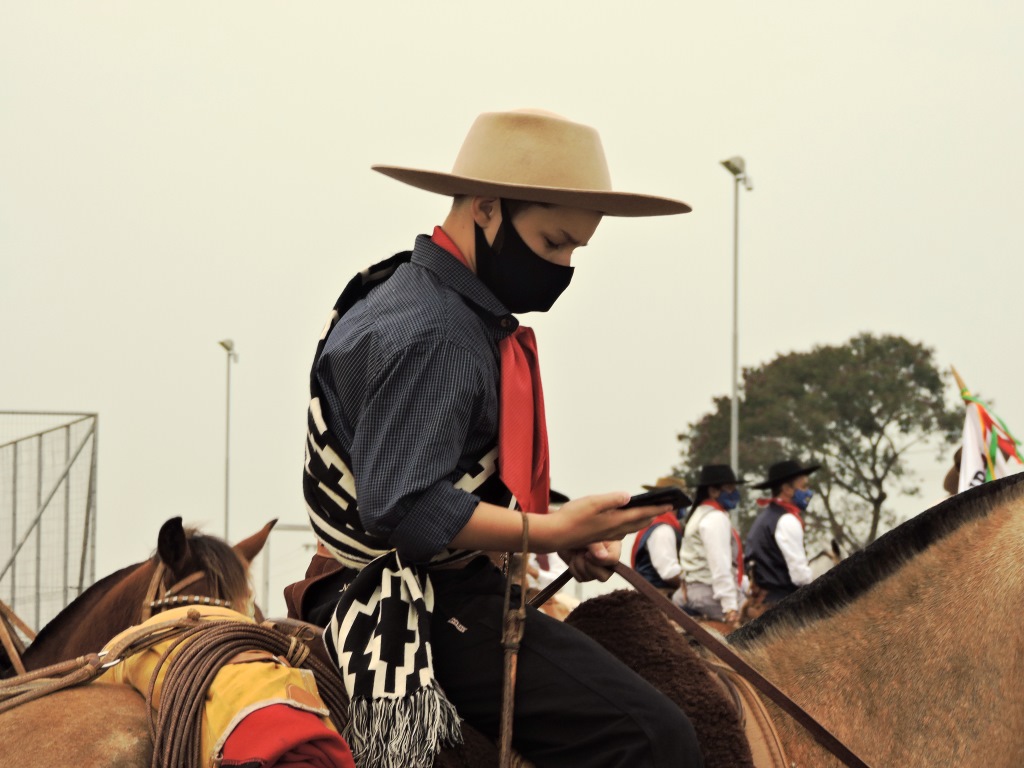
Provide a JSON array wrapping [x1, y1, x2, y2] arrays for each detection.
[[140, 562, 239, 622]]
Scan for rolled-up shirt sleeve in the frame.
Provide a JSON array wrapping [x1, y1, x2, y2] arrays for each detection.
[[347, 339, 489, 563]]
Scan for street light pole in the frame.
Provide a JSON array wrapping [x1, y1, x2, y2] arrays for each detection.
[[720, 157, 753, 512], [218, 339, 238, 540]]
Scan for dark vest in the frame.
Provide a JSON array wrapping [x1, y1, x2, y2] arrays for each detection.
[[634, 522, 683, 590], [745, 503, 798, 599]]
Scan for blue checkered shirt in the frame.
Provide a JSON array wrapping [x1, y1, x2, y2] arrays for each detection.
[[316, 235, 518, 562]]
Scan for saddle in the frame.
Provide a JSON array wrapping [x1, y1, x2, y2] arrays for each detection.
[[282, 551, 535, 768], [281, 555, 788, 768], [671, 617, 789, 768], [703, 655, 790, 768], [282, 546, 350, 626]]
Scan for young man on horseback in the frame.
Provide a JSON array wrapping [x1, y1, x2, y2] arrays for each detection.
[[745, 460, 817, 606], [302, 110, 704, 768]]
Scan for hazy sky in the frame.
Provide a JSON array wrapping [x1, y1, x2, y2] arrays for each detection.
[[3, 2, 1023, 613]]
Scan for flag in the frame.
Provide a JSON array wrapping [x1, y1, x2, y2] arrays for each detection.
[[958, 393, 1024, 492]]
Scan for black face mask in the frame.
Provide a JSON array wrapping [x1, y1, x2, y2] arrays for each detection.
[[474, 201, 575, 314]]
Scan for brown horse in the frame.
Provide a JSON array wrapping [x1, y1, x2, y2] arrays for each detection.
[[0, 518, 276, 767], [726, 475, 1024, 766], [576, 473, 1024, 767], [16, 516, 273, 674]]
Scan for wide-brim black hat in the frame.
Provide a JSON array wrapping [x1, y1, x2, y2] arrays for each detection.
[[750, 460, 821, 490], [696, 464, 745, 488]]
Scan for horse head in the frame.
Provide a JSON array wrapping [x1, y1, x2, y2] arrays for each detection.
[[15, 518, 276, 675], [146, 517, 276, 620]]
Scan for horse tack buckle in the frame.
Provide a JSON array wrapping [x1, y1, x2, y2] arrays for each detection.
[[96, 649, 123, 670]]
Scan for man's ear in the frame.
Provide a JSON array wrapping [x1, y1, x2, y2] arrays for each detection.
[[470, 196, 501, 228]]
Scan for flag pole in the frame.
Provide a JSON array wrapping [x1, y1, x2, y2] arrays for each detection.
[[951, 365, 970, 398], [952, 365, 998, 480]]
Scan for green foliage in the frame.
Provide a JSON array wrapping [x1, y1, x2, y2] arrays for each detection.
[[677, 333, 960, 549]]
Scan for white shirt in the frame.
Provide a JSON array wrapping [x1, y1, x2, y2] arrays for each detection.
[[775, 513, 813, 586], [646, 524, 682, 582], [695, 509, 740, 613]]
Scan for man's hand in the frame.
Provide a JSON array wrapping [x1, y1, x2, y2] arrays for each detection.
[[558, 540, 621, 583], [450, 492, 669, 560], [533, 492, 670, 553]]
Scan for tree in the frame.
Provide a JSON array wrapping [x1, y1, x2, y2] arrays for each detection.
[[676, 333, 961, 550]]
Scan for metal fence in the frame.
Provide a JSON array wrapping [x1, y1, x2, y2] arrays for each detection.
[[0, 412, 98, 636]]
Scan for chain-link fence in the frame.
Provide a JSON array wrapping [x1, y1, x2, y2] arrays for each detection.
[[0, 412, 97, 638]]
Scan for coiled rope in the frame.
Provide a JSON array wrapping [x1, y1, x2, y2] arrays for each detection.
[[147, 618, 349, 768]]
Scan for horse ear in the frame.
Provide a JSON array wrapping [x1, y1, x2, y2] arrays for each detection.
[[157, 517, 190, 573], [234, 519, 277, 564]]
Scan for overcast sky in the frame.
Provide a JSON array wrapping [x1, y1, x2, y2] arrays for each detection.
[[3, 2, 1022, 613]]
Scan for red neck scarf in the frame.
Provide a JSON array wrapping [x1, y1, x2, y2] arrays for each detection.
[[700, 499, 745, 585], [756, 497, 804, 528], [431, 227, 550, 514]]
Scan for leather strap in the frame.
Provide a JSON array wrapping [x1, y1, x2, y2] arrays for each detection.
[[526, 565, 569, 609], [0, 599, 35, 676], [610, 562, 872, 768], [499, 512, 530, 768], [140, 564, 234, 620]]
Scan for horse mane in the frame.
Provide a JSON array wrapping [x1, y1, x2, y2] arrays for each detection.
[[730, 473, 1024, 648], [26, 562, 147, 654], [181, 529, 249, 604]]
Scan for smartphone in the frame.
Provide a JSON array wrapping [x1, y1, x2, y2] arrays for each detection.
[[620, 487, 691, 510]]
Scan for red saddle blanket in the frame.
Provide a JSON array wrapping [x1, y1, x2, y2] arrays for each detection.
[[221, 703, 354, 768]]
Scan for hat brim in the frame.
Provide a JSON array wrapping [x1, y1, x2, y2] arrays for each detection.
[[697, 479, 747, 488], [373, 165, 692, 217], [750, 464, 821, 490]]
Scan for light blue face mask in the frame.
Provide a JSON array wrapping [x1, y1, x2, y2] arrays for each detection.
[[718, 489, 741, 510], [792, 488, 814, 510]]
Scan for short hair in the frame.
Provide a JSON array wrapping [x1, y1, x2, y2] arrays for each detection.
[[450, 196, 548, 218]]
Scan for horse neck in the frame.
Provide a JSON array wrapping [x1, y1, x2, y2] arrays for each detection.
[[22, 560, 153, 671], [736, 503, 1024, 767]]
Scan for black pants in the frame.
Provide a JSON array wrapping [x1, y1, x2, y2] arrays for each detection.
[[430, 557, 703, 768]]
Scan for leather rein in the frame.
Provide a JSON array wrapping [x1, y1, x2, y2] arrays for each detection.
[[140, 562, 238, 622], [0, 599, 36, 676], [529, 563, 873, 768]]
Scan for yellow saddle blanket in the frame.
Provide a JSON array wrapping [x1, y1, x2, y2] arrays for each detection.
[[97, 605, 338, 766]]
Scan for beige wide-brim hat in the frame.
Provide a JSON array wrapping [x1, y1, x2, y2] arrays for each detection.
[[372, 109, 691, 217], [642, 476, 690, 493]]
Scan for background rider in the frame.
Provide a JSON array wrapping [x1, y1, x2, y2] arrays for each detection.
[[630, 476, 691, 596], [675, 464, 744, 624], [744, 460, 817, 606]]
